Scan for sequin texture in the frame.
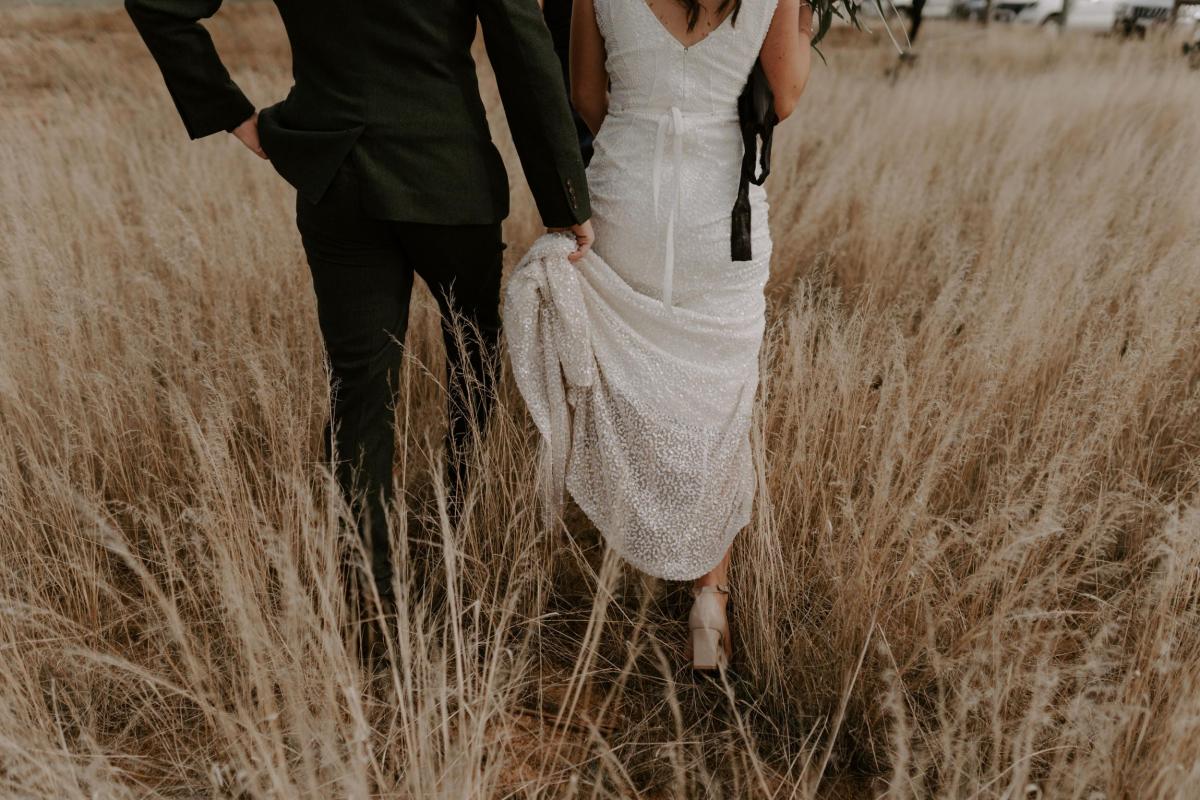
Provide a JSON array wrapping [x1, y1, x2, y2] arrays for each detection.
[[504, 0, 778, 581]]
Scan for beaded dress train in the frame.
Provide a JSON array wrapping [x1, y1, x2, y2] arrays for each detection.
[[505, 0, 778, 580]]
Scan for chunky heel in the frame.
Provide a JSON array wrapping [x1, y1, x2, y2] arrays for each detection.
[[688, 583, 731, 671], [690, 627, 726, 671]]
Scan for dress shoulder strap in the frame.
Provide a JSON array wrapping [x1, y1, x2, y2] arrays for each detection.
[[739, 0, 781, 53], [592, 0, 613, 42]]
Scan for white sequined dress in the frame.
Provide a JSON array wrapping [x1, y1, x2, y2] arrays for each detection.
[[504, 0, 778, 580]]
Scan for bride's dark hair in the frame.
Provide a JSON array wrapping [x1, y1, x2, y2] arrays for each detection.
[[679, 0, 742, 31]]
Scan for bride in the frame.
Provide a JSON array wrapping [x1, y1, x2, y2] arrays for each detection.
[[505, 0, 812, 670]]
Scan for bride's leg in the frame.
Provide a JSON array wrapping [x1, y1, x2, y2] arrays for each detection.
[[694, 549, 730, 590]]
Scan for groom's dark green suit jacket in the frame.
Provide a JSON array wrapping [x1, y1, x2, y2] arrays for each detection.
[[124, 0, 591, 227]]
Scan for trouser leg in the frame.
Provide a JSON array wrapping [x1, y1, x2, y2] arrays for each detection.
[[394, 222, 505, 509], [296, 191, 412, 611]]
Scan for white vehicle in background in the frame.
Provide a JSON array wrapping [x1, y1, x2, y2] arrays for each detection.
[[1013, 0, 1186, 29], [859, 0, 1190, 31], [1014, 0, 1125, 28], [1112, 0, 1199, 35]]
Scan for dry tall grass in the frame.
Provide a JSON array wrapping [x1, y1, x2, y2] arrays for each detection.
[[1, 4, 1199, 798]]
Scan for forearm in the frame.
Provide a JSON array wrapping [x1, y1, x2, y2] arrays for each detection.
[[125, 0, 253, 139], [480, 0, 591, 227]]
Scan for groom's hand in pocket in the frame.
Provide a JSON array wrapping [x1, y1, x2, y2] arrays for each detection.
[[230, 112, 268, 160], [550, 220, 595, 263]]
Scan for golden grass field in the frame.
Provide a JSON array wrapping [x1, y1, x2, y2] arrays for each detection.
[[2, 3, 1200, 797]]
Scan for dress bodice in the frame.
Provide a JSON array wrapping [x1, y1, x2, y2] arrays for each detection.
[[587, 0, 779, 309]]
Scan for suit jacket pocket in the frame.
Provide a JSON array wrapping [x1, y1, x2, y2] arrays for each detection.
[[258, 103, 366, 205]]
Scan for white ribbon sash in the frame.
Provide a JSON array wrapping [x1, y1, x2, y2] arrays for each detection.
[[619, 105, 739, 311]]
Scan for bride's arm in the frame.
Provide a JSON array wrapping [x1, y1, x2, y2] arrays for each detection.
[[760, 0, 813, 122], [570, 0, 608, 135]]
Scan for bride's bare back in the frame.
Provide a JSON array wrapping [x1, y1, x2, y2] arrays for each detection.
[[641, 0, 738, 48]]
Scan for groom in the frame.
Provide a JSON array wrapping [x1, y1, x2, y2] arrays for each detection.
[[125, 0, 593, 626]]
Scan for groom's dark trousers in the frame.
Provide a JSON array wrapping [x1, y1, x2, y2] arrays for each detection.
[[296, 160, 506, 604], [125, 0, 591, 614]]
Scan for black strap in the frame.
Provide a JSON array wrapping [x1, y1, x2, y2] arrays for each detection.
[[731, 121, 757, 262], [731, 59, 777, 262]]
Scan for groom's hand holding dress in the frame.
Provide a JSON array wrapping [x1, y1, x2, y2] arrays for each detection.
[[552, 220, 595, 262]]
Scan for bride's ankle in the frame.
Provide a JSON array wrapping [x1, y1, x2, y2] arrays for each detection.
[[692, 575, 729, 591]]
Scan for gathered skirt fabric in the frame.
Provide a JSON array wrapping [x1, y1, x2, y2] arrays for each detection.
[[505, 207, 770, 580]]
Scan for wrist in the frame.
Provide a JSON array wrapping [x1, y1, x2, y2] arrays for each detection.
[[226, 112, 256, 134], [798, 1, 814, 37]]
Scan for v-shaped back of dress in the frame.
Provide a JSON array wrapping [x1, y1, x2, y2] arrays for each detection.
[[596, 0, 778, 116]]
